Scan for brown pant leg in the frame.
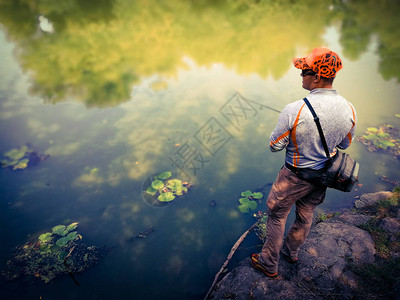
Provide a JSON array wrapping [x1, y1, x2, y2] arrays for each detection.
[[260, 167, 324, 273], [283, 186, 326, 259]]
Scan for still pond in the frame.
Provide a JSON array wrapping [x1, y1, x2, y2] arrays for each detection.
[[0, 1, 400, 299]]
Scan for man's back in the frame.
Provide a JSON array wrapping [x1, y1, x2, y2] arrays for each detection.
[[270, 88, 356, 169]]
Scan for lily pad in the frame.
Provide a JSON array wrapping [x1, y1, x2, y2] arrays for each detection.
[[146, 186, 157, 196], [247, 200, 257, 210], [377, 132, 390, 138], [3, 223, 104, 284], [367, 127, 379, 133], [238, 204, 250, 213], [142, 172, 191, 206], [157, 171, 172, 180], [1, 159, 18, 167], [241, 190, 252, 197], [374, 140, 395, 149], [65, 222, 79, 233], [13, 158, 29, 170], [158, 192, 175, 202], [363, 134, 379, 141], [358, 124, 400, 159], [39, 232, 53, 243], [4, 146, 29, 161], [238, 197, 257, 212], [56, 231, 78, 247], [151, 180, 164, 190], [52, 225, 67, 236], [251, 192, 263, 199], [166, 179, 187, 196], [66, 231, 79, 240], [239, 197, 249, 205]]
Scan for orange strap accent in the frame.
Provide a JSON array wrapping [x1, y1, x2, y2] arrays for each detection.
[[290, 103, 306, 167], [347, 103, 356, 145], [270, 130, 290, 147]]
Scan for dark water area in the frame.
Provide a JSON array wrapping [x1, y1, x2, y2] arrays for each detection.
[[1, 1, 400, 299]]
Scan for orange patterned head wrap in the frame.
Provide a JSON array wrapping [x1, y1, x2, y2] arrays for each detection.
[[293, 47, 342, 78]]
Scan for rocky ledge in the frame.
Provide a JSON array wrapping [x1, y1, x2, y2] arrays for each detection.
[[209, 191, 400, 299]]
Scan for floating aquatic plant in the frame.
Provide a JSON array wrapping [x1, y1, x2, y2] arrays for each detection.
[[158, 192, 176, 202], [151, 180, 164, 190], [237, 190, 263, 213], [251, 192, 263, 199], [166, 179, 187, 196], [1, 146, 32, 170], [2, 222, 104, 283], [357, 121, 400, 159], [38, 233, 53, 243], [146, 186, 158, 196], [156, 171, 172, 180], [1, 145, 49, 170], [56, 232, 79, 247], [253, 211, 268, 242], [143, 171, 191, 205]]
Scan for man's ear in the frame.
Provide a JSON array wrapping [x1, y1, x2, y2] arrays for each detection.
[[314, 74, 321, 83]]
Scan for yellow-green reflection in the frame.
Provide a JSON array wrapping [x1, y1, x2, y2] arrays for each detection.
[[1, 0, 399, 107]]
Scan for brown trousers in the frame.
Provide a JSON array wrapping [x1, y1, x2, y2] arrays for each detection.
[[260, 166, 326, 274]]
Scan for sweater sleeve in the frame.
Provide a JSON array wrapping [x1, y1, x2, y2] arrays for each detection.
[[337, 102, 357, 150], [269, 105, 291, 152]]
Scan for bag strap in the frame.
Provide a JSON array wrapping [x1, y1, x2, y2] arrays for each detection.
[[303, 98, 331, 159]]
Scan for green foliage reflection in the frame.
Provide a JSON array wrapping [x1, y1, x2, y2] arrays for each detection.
[[0, 0, 399, 107]]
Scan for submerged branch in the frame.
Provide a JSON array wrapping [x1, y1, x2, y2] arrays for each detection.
[[204, 221, 258, 300]]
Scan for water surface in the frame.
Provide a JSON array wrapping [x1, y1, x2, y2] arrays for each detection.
[[1, 1, 400, 299]]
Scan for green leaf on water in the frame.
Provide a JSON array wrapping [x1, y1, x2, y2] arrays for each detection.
[[380, 140, 395, 147], [56, 231, 78, 247], [13, 158, 29, 170], [367, 127, 379, 133], [247, 200, 257, 210], [158, 192, 175, 202], [56, 237, 69, 247], [251, 192, 263, 199], [395, 114, 400, 118], [66, 231, 79, 240], [146, 186, 158, 196], [157, 171, 171, 180], [238, 204, 250, 213], [52, 225, 67, 236], [4, 146, 28, 161], [166, 179, 186, 195], [374, 140, 388, 149], [65, 222, 78, 233], [239, 198, 249, 205], [241, 190, 252, 197], [1, 159, 18, 167], [238, 197, 257, 212], [39, 232, 53, 243], [151, 180, 164, 190], [363, 134, 379, 141], [377, 132, 390, 138]]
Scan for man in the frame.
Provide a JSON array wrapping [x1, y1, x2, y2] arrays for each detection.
[[251, 47, 357, 278]]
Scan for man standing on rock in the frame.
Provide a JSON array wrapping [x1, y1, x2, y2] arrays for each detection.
[[251, 47, 357, 278]]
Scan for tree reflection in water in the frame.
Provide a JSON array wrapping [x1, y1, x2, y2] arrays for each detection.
[[0, 0, 399, 107]]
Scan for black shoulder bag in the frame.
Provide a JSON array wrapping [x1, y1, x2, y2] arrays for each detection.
[[301, 97, 359, 192]]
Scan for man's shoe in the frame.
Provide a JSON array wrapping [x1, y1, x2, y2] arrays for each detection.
[[250, 254, 278, 278], [280, 251, 298, 264]]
